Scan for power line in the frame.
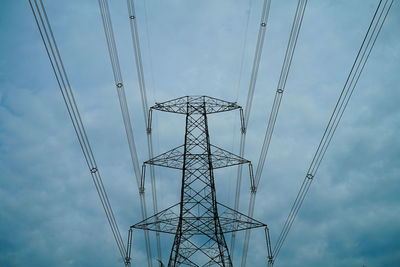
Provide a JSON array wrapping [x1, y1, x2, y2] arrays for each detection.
[[228, 0, 253, 208], [142, 0, 157, 104], [255, 0, 307, 187], [235, 0, 253, 103], [126, 0, 162, 263], [141, 0, 162, 190], [97, 0, 153, 266], [240, 1, 308, 265], [227, 0, 253, 222], [230, 0, 272, 261], [29, 0, 126, 261], [271, 0, 393, 263]]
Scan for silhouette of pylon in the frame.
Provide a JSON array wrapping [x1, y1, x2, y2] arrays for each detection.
[[127, 96, 271, 267]]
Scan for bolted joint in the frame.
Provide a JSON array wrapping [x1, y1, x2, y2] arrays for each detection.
[[241, 126, 247, 134], [277, 88, 284, 94], [146, 127, 151, 134], [306, 173, 314, 180], [90, 167, 98, 174], [261, 22, 267, 27], [117, 82, 123, 88], [129, 15, 135, 20]]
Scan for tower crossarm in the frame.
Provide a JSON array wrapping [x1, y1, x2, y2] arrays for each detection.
[[128, 96, 270, 266], [152, 96, 241, 115], [132, 202, 266, 235], [145, 144, 249, 170]]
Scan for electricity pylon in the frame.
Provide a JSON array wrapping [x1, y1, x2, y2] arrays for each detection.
[[125, 96, 272, 266]]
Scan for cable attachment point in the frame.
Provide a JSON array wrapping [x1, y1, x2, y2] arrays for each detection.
[[146, 127, 151, 134], [129, 15, 135, 20], [90, 167, 98, 174], [139, 187, 145, 194], [306, 173, 314, 180], [261, 22, 267, 27], [241, 126, 246, 134], [124, 257, 131, 266], [268, 256, 274, 265], [277, 88, 284, 94], [251, 185, 257, 194], [117, 82, 123, 88]]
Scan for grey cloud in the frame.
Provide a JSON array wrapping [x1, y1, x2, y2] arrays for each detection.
[[1, 0, 399, 266]]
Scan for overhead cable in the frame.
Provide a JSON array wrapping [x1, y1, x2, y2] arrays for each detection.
[[97, 0, 153, 266], [227, 0, 253, 212], [231, 0, 272, 260], [142, 0, 157, 102], [235, 0, 253, 102], [254, 0, 307, 187], [126, 0, 162, 263], [29, 0, 126, 262], [272, 0, 393, 263], [241, 1, 308, 265]]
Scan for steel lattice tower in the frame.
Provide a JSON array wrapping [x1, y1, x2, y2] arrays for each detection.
[[125, 96, 272, 266]]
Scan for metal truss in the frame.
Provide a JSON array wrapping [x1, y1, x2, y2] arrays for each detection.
[[151, 95, 241, 115], [126, 96, 272, 266], [132, 202, 266, 235], [144, 144, 250, 170]]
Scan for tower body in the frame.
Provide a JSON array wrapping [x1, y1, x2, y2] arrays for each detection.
[[129, 96, 270, 267], [168, 98, 231, 266]]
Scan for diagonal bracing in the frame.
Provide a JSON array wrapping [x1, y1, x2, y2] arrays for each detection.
[[126, 96, 272, 266], [145, 145, 249, 170]]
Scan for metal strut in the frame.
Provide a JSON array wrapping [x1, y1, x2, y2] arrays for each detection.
[[127, 96, 271, 266]]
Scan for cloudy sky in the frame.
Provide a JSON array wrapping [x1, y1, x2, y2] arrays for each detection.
[[1, 0, 399, 266]]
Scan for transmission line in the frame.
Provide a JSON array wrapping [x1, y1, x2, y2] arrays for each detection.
[[126, 0, 162, 263], [29, 0, 126, 262], [235, 0, 253, 102], [142, 0, 157, 103], [230, 0, 272, 261], [271, 0, 393, 264], [241, 1, 308, 265], [97, 0, 153, 266], [255, 0, 307, 186]]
